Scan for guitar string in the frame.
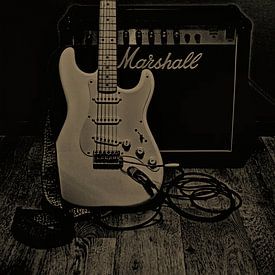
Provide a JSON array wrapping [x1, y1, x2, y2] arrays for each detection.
[[96, 0, 103, 154], [108, 1, 112, 154], [99, 0, 107, 153], [115, 0, 118, 156], [103, 0, 107, 153], [108, 0, 115, 154], [112, 0, 116, 154], [111, 0, 116, 154], [97, 1, 103, 151], [104, 0, 107, 153]]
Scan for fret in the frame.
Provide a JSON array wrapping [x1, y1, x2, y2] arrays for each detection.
[[99, 37, 117, 40], [98, 63, 117, 68], [98, 59, 117, 63], [98, 54, 117, 59], [99, 17, 116, 24], [99, 23, 116, 27], [98, 31, 117, 35], [98, 79, 117, 82], [98, 48, 117, 52], [98, 71, 117, 76], [98, 86, 117, 90], [100, 1, 116, 7], [98, 84, 118, 88], [98, 66, 117, 70], [99, 27, 116, 32], [98, 82, 117, 86], [99, 44, 117, 48], [98, 85, 117, 89], [98, 53, 117, 57], [98, 63, 117, 67], [98, 51, 117, 56], [98, 87, 117, 92], [98, 76, 117, 80], [98, 41, 117, 44], [98, 71, 117, 74], [98, 29, 117, 32]]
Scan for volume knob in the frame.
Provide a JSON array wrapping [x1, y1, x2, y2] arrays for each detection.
[[136, 147, 145, 159], [122, 139, 131, 151]]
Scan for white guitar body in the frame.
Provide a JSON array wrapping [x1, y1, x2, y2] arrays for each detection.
[[56, 47, 163, 207]]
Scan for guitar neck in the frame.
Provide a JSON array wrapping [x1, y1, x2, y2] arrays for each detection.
[[98, 0, 117, 93]]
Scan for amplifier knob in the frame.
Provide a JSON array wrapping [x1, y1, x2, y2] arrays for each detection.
[[123, 30, 129, 45], [195, 33, 201, 43], [173, 30, 180, 44], [184, 33, 191, 43], [161, 30, 167, 44], [148, 30, 155, 45], [136, 30, 142, 45]]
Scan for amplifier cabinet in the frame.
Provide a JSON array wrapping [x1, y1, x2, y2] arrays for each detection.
[[56, 4, 254, 167]]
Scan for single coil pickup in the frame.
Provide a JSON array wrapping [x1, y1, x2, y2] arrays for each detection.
[[93, 136, 120, 146], [92, 97, 121, 104], [93, 150, 123, 169], [92, 118, 121, 125]]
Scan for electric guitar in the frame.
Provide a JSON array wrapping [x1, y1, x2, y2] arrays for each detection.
[[56, 0, 163, 207]]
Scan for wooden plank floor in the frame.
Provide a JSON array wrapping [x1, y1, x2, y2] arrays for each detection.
[[0, 136, 274, 274]]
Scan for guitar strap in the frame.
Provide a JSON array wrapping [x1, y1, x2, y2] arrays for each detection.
[[11, 112, 98, 248], [11, 111, 163, 247]]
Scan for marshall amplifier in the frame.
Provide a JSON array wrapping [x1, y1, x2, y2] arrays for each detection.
[[55, 4, 254, 167]]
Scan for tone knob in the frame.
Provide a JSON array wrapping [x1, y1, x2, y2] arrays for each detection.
[[148, 157, 157, 167], [122, 139, 131, 151], [136, 147, 145, 159]]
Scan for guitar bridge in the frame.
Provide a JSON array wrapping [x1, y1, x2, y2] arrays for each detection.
[[93, 151, 123, 169]]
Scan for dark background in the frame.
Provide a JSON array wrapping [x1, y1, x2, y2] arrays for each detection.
[[0, 0, 274, 135]]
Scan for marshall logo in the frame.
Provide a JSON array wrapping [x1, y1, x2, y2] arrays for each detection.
[[118, 47, 203, 70]]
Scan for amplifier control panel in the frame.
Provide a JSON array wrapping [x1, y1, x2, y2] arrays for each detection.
[[76, 29, 236, 47], [118, 29, 236, 45]]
